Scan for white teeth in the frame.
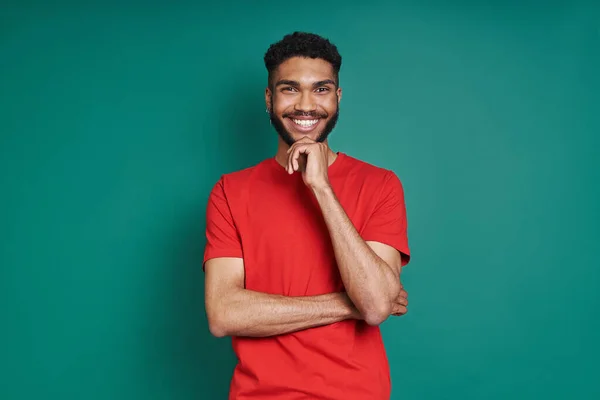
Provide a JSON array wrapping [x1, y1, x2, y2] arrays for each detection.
[[292, 119, 318, 127]]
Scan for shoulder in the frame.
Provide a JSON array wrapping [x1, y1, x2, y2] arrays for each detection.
[[338, 153, 407, 204], [338, 153, 402, 185], [210, 158, 272, 195]]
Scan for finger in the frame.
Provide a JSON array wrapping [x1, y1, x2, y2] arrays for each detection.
[[399, 289, 408, 298], [392, 306, 407, 316], [286, 137, 312, 154], [394, 295, 407, 306], [288, 145, 300, 174], [293, 147, 301, 171], [292, 145, 308, 172], [286, 142, 302, 172], [286, 144, 296, 154], [298, 136, 315, 143], [288, 145, 300, 173], [290, 146, 299, 172], [287, 146, 295, 173]]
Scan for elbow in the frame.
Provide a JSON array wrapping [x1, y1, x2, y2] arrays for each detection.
[[206, 311, 230, 338], [208, 321, 228, 338], [361, 301, 392, 327], [363, 310, 389, 326], [360, 270, 402, 326], [355, 285, 398, 326]]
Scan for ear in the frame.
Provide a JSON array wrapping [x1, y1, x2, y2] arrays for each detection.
[[265, 87, 272, 111], [336, 87, 342, 104]]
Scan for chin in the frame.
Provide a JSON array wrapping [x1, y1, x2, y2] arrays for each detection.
[[292, 132, 322, 142]]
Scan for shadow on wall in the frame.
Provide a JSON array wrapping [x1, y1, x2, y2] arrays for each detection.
[[157, 81, 273, 398]]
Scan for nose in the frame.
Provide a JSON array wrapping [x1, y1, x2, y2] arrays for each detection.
[[295, 91, 316, 112]]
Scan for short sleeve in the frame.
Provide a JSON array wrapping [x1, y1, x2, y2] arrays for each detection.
[[361, 171, 411, 266], [203, 177, 243, 267]]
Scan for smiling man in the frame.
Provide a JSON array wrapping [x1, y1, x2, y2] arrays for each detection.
[[203, 32, 411, 400]]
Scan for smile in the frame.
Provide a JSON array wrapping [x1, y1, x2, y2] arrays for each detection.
[[292, 119, 319, 127]]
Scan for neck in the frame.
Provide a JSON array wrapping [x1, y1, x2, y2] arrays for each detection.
[[274, 137, 337, 168]]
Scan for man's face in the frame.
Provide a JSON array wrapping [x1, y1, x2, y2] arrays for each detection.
[[266, 57, 342, 146]]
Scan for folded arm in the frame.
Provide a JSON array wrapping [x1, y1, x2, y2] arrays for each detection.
[[204, 257, 361, 338], [312, 186, 403, 326]]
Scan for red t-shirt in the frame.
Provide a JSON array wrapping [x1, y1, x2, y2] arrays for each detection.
[[204, 152, 410, 399]]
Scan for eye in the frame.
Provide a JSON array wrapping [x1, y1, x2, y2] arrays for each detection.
[[315, 87, 330, 93], [282, 86, 297, 92]]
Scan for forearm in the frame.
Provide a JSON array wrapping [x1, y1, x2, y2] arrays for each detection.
[[208, 289, 358, 338], [312, 186, 400, 325]]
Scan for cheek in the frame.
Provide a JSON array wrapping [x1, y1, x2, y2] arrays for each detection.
[[273, 95, 295, 112], [320, 92, 338, 104], [321, 97, 339, 112]]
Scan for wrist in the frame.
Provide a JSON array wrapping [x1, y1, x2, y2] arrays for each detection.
[[310, 182, 334, 197]]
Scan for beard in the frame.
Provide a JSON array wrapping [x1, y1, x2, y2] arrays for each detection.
[[269, 106, 339, 147]]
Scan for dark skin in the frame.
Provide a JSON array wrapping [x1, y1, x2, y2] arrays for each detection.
[[204, 56, 407, 338], [266, 57, 341, 165], [266, 56, 408, 323]]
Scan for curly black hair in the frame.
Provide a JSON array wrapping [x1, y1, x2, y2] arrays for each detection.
[[264, 32, 342, 87]]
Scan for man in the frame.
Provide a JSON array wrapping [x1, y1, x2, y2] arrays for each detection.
[[203, 32, 411, 399]]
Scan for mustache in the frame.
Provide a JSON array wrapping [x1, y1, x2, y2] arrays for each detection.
[[283, 110, 328, 118]]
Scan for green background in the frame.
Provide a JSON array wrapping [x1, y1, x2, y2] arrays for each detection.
[[1, 1, 599, 399]]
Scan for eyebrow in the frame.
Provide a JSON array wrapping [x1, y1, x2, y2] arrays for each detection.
[[275, 79, 337, 88], [314, 79, 336, 88]]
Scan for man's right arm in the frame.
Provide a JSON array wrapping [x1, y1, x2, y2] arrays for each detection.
[[204, 257, 361, 338]]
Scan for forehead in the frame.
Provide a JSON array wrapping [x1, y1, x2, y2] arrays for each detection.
[[273, 56, 335, 83]]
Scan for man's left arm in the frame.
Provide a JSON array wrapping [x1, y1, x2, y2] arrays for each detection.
[[312, 177, 407, 326], [286, 139, 411, 326]]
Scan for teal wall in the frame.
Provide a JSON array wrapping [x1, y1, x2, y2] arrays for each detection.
[[1, 1, 599, 399]]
